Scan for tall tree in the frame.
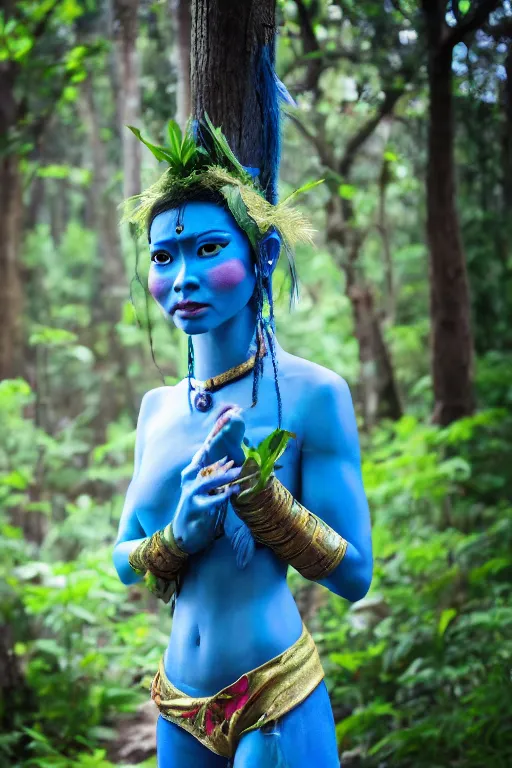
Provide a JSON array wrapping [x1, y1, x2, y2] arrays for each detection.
[[0, 59, 23, 381], [113, 0, 142, 199], [418, 1, 506, 423], [172, 0, 192, 129], [0, 1, 92, 380], [285, 0, 405, 426], [80, 73, 138, 433], [191, 0, 277, 200]]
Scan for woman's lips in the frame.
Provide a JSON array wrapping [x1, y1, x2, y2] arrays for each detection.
[[174, 303, 209, 317]]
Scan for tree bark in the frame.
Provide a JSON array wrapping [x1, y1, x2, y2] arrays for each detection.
[[502, 44, 512, 213], [0, 153, 23, 381], [425, 40, 475, 425], [191, 0, 276, 194], [0, 35, 23, 382], [81, 78, 138, 432], [24, 174, 46, 232], [172, 0, 192, 129], [377, 157, 395, 324], [327, 194, 402, 427], [289, 0, 406, 426], [113, 0, 142, 200]]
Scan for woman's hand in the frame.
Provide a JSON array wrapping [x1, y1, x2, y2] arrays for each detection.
[[170, 419, 243, 554], [204, 405, 247, 466]]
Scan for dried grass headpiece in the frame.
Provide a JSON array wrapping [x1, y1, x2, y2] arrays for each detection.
[[123, 115, 321, 305]]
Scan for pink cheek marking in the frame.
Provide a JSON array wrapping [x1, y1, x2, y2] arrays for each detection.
[[206, 258, 248, 291], [148, 273, 171, 301]]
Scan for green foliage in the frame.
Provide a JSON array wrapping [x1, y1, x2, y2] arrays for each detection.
[[1, 1, 103, 157], [127, 115, 252, 180], [0, 376, 166, 767], [241, 428, 296, 492], [319, 407, 512, 766]]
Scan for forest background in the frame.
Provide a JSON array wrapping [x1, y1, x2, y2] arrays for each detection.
[[1, 1, 512, 766]]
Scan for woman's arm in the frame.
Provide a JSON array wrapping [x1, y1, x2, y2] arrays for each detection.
[[300, 374, 373, 602], [113, 388, 161, 585], [113, 391, 242, 588]]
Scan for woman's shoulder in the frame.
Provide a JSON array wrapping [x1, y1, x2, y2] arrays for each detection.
[[138, 381, 186, 419], [276, 347, 348, 395]]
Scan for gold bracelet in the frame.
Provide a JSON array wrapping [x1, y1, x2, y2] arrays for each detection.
[[232, 474, 347, 581], [143, 572, 177, 605], [128, 524, 189, 581]]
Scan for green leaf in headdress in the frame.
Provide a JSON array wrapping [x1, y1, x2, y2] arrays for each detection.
[[127, 126, 174, 164], [281, 178, 325, 206], [203, 114, 252, 181], [220, 184, 261, 252], [167, 120, 183, 158]]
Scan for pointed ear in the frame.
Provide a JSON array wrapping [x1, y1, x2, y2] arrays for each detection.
[[260, 229, 281, 277]]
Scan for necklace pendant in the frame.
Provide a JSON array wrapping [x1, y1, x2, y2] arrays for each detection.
[[194, 391, 214, 412]]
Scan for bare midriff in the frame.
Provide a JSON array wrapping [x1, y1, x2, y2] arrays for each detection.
[[164, 536, 303, 697]]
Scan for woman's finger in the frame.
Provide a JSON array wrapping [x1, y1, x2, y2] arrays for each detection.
[[194, 486, 235, 510], [198, 456, 232, 479], [197, 465, 242, 493], [210, 405, 243, 439]]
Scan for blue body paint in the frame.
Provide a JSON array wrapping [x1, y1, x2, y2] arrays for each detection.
[[113, 201, 372, 766]]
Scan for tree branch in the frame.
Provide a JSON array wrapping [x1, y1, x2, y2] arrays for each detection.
[[451, 0, 462, 25], [30, 0, 60, 42], [487, 17, 512, 41], [293, 0, 324, 92], [17, 0, 60, 123], [445, 0, 502, 49], [339, 88, 404, 177], [286, 113, 337, 171], [294, 0, 319, 54], [390, 0, 414, 23], [288, 85, 406, 184], [280, 46, 361, 81]]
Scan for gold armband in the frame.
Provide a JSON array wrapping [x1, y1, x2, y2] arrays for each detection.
[[128, 523, 189, 582], [232, 474, 347, 581]]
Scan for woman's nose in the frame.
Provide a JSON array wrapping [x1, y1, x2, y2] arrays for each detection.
[[173, 265, 200, 293]]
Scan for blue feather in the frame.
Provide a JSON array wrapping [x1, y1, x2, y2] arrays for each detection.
[[275, 74, 297, 108], [230, 522, 256, 569], [254, 42, 281, 204]]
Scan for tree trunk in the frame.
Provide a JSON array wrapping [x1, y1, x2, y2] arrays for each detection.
[[0, 37, 24, 381], [113, 0, 142, 200], [0, 153, 23, 381], [172, 0, 192, 129], [191, 0, 276, 197], [326, 194, 402, 427], [49, 180, 67, 247], [81, 78, 137, 433], [426, 44, 475, 425], [24, 175, 46, 232], [377, 157, 395, 324], [502, 45, 512, 213], [0, 620, 33, 752]]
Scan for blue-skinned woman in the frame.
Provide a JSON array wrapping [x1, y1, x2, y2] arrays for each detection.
[[113, 118, 373, 768]]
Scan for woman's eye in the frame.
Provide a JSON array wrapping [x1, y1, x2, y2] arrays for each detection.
[[151, 251, 172, 265], [198, 243, 225, 257]]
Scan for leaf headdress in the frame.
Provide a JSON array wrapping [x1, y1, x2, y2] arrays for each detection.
[[123, 116, 321, 305]]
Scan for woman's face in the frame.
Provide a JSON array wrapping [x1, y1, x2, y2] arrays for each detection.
[[148, 201, 257, 335]]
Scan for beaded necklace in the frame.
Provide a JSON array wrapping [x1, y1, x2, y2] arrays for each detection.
[[189, 331, 266, 412]]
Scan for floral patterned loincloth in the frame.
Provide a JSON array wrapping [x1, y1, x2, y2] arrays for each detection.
[[151, 622, 324, 758]]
